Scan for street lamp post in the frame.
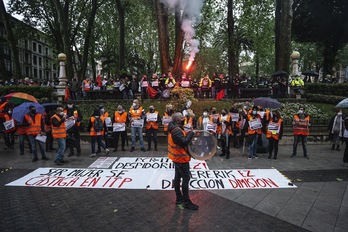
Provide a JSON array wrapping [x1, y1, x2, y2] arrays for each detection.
[[56, 53, 67, 103], [290, 51, 300, 76]]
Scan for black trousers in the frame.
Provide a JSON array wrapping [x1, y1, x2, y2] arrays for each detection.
[[46, 132, 54, 150], [174, 162, 191, 203], [146, 128, 158, 148], [4, 131, 15, 148], [114, 131, 126, 150], [344, 138, 348, 164], [67, 129, 81, 155], [268, 138, 279, 158]]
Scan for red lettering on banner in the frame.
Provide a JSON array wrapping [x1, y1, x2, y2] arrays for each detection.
[[80, 177, 101, 187], [118, 178, 132, 188], [228, 178, 279, 189], [193, 163, 207, 170], [238, 170, 254, 178]]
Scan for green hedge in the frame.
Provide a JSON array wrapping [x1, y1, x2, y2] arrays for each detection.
[[304, 83, 348, 96], [0, 86, 56, 102], [305, 93, 346, 104]]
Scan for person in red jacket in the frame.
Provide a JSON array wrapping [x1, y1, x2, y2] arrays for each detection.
[[168, 112, 197, 210]]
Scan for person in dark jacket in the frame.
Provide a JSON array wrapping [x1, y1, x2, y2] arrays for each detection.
[[65, 100, 82, 157], [167, 112, 198, 210]]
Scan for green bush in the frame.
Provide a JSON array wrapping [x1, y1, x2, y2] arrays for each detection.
[[305, 93, 346, 104], [0, 86, 55, 102], [304, 83, 348, 96]]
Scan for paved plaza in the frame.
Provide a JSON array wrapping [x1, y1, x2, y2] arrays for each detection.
[[0, 140, 347, 232]]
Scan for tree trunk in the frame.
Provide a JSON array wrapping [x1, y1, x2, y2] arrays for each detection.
[[227, 0, 238, 77], [275, 0, 293, 74], [79, 0, 98, 80], [0, 1, 21, 81], [172, 9, 184, 80], [115, 0, 126, 72], [155, 0, 170, 74]]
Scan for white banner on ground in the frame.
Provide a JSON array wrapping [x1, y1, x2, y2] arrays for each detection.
[[6, 168, 295, 190], [88, 157, 118, 169], [113, 157, 209, 170]]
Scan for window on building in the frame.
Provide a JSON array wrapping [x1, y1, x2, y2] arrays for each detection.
[[25, 53, 29, 63], [38, 44, 42, 54], [45, 47, 49, 55], [33, 42, 37, 52], [39, 69, 43, 79], [39, 57, 42, 67], [25, 40, 28, 49], [34, 68, 38, 78], [25, 66, 30, 77], [46, 71, 50, 80], [33, 55, 37, 65]]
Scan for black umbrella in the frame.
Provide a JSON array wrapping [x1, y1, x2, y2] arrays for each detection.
[[41, 103, 63, 111], [253, 97, 281, 109], [271, 71, 288, 77], [301, 70, 319, 77]]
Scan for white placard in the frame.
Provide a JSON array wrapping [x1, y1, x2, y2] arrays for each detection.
[[230, 113, 239, 122], [152, 80, 159, 87], [93, 86, 100, 90], [35, 134, 47, 143], [147, 113, 158, 122], [3, 119, 15, 130], [114, 82, 121, 88], [162, 116, 172, 125], [268, 122, 280, 134], [258, 111, 266, 118], [113, 123, 126, 132], [66, 119, 75, 130], [249, 119, 262, 130], [104, 117, 112, 127], [183, 123, 192, 132], [131, 119, 143, 128], [206, 122, 216, 133], [181, 81, 190, 87], [141, 81, 148, 87], [119, 84, 125, 91], [167, 82, 174, 88]]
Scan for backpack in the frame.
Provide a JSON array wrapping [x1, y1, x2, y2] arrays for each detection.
[[93, 117, 104, 132]]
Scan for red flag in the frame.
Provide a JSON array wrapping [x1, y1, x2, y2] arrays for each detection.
[[65, 86, 70, 101], [147, 85, 158, 99], [216, 89, 225, 101], [96, 75, 102, 87]]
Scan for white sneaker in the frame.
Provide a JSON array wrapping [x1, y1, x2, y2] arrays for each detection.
[[90, 153, 96, 157], [105, 149, 110, 155]]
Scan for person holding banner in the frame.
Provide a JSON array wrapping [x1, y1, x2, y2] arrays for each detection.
[[168, 112, 198, 210], [162, 103, 174, 134], [112, 105, 128, 152], [3, 107, 15, 149], [229, 108, 242, 148], [165, 72, 176, 90], [87, 109, 109, 157], [217, 109, 232, 159], [51, 107, 67, 166], [145, 105, 161, 151], [291, 106, 310, 159], [23, 106, 49, 162], [65, 100, 82, 157], [129, 99, 146, 152], [266, 111, 283, 160], [247, 106, 262, 159]]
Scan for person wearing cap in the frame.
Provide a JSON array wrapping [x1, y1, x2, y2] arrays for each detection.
[[145, 105, 161, 151], [112, 105, 129, 152], [64, 100, 82, 157], [291, 106, 310, 159]]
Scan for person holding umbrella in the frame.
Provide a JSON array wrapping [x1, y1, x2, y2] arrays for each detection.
[[51, 107, 67, 166], [23, 106, 49, 162]]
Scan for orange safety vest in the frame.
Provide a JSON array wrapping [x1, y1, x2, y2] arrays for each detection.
[[217, 115, 232, 135], [146, 111, 159, 130], [44, 113, 52, 132], [0, 102, 8, 118], [197, 116, 212, 130], [184, 117, 193, 128], [168, 127, 190, 163], [129, 106, 143, 120], [83, 80, 91, 91], [114, 111, 127, 123], [89, 116, 105, 136], [266, 119, 283, 140], [247, 115, 262, 135], [51, 114, 66, 139], [293, 115, 310, 136], [163, 112, 171, 132], [16, 125, 27, 135], [25, 114, 43, 135], [4, 114, 15, 133]]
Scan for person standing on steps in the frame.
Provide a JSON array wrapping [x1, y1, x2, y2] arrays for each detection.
[[168, 112, 198, 210], [266, 111, 283, 160]]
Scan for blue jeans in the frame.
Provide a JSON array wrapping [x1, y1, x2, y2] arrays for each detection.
[[91, 136, 106, 153], [292, 135, 308, 157], [131, 127, 144, 148], [28, 135, 46, 158], [54, 138, 66, 161], [248, 134, 258, 157]]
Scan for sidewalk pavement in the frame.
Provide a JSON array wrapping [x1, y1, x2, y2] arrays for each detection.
[[0, 140, 347, 232]]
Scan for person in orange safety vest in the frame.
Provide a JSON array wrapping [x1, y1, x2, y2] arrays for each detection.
[[51, 107, 67, 166], [87, 108, 109, 157], [112, 105, 129, 152], [168, 112, 198, 210], [145, 105, 161, 151], [291, 106, 310, 159], [266, 110, 283, 160]]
